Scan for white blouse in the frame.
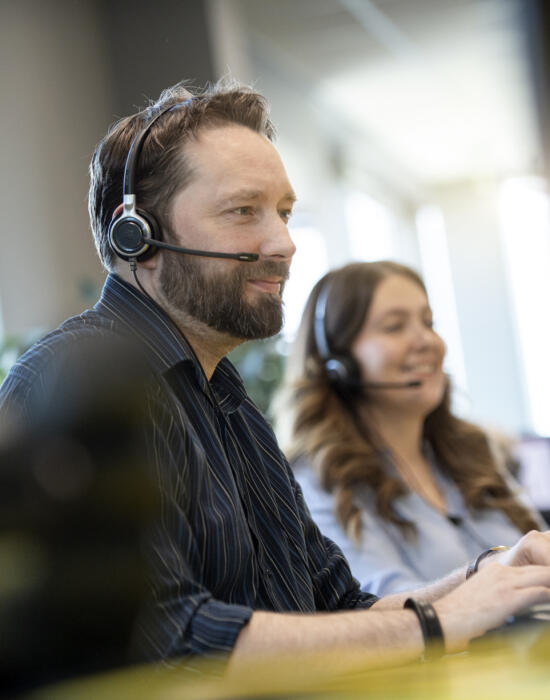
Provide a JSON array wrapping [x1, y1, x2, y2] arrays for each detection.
[[294, 456, 544, 597]]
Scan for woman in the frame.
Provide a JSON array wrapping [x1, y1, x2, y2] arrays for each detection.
[[281, 261, 543, 596]]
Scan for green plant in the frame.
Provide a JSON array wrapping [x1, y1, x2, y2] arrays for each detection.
[[0, 331, 43, 384], [228, 335, 288, 420]]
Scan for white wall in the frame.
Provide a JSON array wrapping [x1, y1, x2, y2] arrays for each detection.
[[207, 0, 537, 436], [433, 181, 531, 432], [0, 0, 110, 336]]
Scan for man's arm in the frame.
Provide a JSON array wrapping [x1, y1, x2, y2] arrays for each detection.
[[229, 607, 424, 675], [228, 533, 550, 674]]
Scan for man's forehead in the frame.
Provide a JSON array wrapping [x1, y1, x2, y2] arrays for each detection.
[[189, 123, 270, 155], [182, 127, 296, 200]]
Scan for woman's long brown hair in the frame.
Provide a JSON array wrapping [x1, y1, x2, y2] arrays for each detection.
[[281, 261, 539, 541]]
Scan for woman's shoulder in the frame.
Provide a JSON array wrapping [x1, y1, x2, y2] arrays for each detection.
[[291, 455, 379, 513], [291, 456, 330, 503]]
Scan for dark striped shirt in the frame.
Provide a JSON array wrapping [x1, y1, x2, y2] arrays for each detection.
[[0, 274, 377, 661]]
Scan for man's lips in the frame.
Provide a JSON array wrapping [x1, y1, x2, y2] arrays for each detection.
[[247, 278, 282, 294]]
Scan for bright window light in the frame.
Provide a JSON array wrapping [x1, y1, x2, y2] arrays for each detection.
[[499, 176, 550, 436], [283, 225, 329, 341], [416, 205, 469, 413], [345, 191, 395, 261]]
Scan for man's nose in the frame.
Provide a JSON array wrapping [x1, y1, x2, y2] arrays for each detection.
[[259, 214, 296, 260]]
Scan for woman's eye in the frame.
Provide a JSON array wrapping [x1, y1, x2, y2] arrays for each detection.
[[384, 324, 403, 333]]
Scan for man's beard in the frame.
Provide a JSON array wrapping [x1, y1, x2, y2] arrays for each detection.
[[159, 252, 289, 340]]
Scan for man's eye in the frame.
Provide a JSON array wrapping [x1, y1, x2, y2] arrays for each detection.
[[234, 206, 253, 216], [280, 209, 293, 222]]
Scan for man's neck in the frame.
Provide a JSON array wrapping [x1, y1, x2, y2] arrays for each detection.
[[169, 312, 243, 380], [117, 265, 243, 380]]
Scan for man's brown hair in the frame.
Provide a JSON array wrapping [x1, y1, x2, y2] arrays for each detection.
[[88, 79, 275, 271]]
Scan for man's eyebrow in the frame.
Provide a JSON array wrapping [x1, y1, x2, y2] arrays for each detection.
[[218, 189, 298, 205], [219, 189, 262, 203]]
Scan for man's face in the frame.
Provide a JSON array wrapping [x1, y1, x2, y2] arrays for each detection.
[[159, 124, 296, 340]]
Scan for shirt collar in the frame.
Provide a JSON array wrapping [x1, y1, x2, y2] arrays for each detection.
[[210, 359, 248, 414], [94, 274, 247, 413], [94, 273, 195, 373]]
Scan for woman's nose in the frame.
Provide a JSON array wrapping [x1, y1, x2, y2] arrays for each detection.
[[410, 323, 433, 348]]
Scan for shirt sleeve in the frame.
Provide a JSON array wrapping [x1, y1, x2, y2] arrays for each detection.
[[138, 387, 253, 663], [295, 465, 426, 597], [141, 523, 253, 661]]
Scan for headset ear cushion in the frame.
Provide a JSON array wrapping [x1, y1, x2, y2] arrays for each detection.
[[133, 209, 161, 261], [325, 355, 361, 389], [108, 209, 162, 262]]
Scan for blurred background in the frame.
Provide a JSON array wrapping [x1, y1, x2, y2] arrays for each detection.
[[1, 0, 549, 506]]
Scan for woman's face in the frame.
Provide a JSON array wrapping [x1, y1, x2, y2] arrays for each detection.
[[350, 274, 446, 415]]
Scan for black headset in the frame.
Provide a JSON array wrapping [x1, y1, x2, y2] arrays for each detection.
[[313, 276, 361, 390], [313, 274, 424, 393], [107, 100, 258, 264], [107, 102, 184, 262]]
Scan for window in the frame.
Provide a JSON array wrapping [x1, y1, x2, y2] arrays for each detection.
[[416, 205, 469, 414], [283, 222, 329, 340], [499, 176, 550, 436], [345, 191, 395, 261]]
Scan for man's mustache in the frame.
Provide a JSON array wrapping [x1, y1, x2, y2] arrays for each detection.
[[243, 260, 290, 281]]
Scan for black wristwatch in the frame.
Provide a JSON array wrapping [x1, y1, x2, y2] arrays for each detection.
[[404, 598, 445, 661]]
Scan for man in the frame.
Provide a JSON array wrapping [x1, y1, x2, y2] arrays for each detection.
[[2, 79, 550, 674]]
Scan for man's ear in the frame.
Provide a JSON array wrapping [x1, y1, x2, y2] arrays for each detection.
[[112, 203, 124, 219]]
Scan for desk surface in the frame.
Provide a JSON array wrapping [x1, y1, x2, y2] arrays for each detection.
[[31, 623, 550, 700]]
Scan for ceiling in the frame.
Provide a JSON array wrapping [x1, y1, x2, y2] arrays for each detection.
[[237, 0, 541, 188]]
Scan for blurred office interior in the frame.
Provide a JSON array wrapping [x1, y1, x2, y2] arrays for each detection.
[[1, 0, 549, 508]]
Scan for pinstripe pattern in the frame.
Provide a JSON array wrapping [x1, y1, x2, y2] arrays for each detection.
[[0, 274, 376, 662]]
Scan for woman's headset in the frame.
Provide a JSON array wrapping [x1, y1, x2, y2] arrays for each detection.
[[313, 277, 361, 390]]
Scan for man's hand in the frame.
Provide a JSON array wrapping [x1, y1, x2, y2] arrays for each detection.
[[434, 560, 550, 653]]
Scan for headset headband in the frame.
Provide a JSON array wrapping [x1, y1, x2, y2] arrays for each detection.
[[313, 278, 333, 361], [123, 98, 193, 201]]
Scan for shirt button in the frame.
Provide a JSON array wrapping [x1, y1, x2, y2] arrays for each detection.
[[265, 568, 273, 577]]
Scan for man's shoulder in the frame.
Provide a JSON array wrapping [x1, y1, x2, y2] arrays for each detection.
[[0, 309, 127, 424], [8, 309, 116, 377]]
